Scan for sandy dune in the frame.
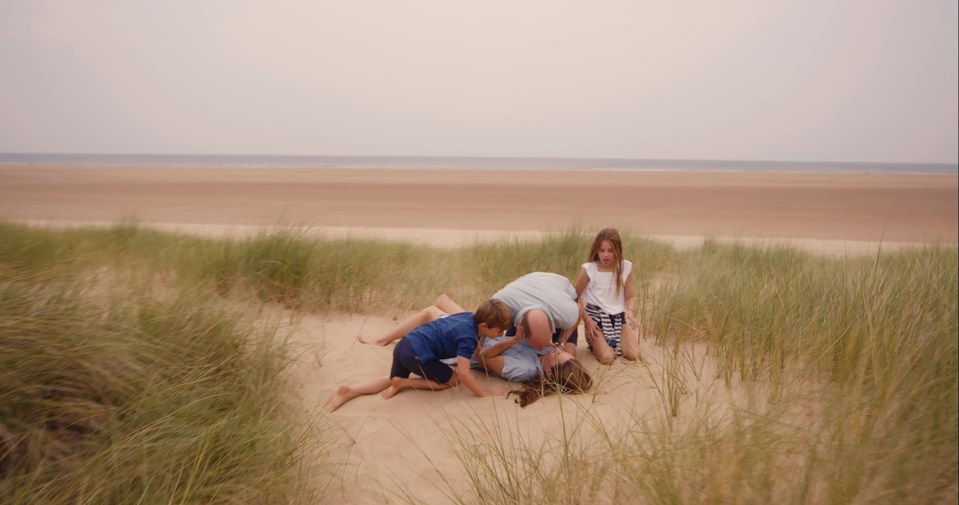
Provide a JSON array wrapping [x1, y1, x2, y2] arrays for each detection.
[[291, 311, 731, 504]]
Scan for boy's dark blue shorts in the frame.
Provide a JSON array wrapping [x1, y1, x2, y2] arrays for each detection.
[[390, 337, 454, 384]]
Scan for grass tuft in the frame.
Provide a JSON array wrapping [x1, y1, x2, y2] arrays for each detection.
[[1, 221, 955, 504], [0, 271, 323, 504]]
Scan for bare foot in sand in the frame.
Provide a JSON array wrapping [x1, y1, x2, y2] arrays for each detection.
[[326, 378, 392, 411], [382, 377, 408, 399], [326, 385, 358, 412]]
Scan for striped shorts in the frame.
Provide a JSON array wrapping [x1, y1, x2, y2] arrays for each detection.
[[585, 303, 625, 357]]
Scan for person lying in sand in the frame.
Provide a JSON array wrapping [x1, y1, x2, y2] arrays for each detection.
[[473, 299, 593, 406], [473, 308, 585, 380], [357, 293, 592, 393], [326, 298, 513, 412], [359, 294, 593, 398], [507, 353, 593, 407], [477, 332, 592, 407]]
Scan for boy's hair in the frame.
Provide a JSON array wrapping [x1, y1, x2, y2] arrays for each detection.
[[473, 298, 513, 330], [587, 227, 626, 294], [509, 359, 592, 407]]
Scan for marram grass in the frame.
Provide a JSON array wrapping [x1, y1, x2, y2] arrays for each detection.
[[445, 241, 957, 505], [0, 222, 675, 313], [0, 273, 323, 504], [1, 221, 956, 504]]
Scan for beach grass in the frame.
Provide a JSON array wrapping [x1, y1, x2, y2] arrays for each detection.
[[0, 224, 326, 504], [448, 240, 957, 505], [1, 221, 955, 504], [0, 222, 675, 313]]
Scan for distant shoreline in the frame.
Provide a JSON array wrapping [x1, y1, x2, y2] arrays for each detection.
[[1, 153, 956, 174]]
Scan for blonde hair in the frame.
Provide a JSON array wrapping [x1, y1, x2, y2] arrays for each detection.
[[509, 359, 592, 407], [473, 298, 513, 330], [587, 227, 626, 295]]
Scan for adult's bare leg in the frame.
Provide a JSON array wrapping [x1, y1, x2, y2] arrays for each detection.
[[359, 305, 446, 345], [434, 293, 467, 313]]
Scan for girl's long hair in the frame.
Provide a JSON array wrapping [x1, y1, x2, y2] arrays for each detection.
[[587, 228, 625, 295], [509, 359, 592, 407]]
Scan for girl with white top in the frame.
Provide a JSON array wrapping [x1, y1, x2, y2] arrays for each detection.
[[574, 228, 642, 364]]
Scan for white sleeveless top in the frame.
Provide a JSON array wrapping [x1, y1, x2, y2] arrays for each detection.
[[580, 260, 632, 314]]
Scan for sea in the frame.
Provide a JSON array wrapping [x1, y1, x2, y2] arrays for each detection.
[[1, 153, 956, 174]]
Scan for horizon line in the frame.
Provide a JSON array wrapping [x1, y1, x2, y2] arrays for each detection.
[[1, 152, 957, 167]]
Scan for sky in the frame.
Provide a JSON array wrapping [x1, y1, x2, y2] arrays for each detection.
[[1, 1, 956, 163]]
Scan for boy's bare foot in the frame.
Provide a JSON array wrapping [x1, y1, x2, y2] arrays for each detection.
[[326, 385, 357, 412], [382, 377, 408, 399]]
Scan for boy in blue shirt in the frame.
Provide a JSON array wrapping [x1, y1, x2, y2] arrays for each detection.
[[327, 298, 513, 411]]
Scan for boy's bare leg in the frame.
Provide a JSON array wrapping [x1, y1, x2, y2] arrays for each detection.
[[359, 306, 446, 345], [383, 375, 455, 399], [326, 377, 392, 411]]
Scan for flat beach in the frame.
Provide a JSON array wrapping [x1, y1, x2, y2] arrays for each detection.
[[2, 165, 957, 503], [1, 165, 957, 253]]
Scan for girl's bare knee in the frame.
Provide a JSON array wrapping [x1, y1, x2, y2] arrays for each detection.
[[593, 348, 615, 365]]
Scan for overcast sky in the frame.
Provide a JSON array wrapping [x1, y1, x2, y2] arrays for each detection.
[[1, 1, 956, 163]]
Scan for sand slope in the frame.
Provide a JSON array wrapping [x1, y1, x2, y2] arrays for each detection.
[[291, 311, 721, 504]]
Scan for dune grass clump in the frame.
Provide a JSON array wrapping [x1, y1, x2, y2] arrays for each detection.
[[445, 241, 957, 505], [0, 274, 320, 504], [0, 223, 677, 315], [175, 230, 438, 311], [648, 241, 958, 385], [0, 222, 438, 312], [452, 432, 608, 505], [2, 220, 955, 504], [647, 242, 958, 501]]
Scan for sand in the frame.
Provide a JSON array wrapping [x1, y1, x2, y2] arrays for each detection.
[[292, 311, 716, 504], [1, 166, 956, 249], [2, 165, 957, 503]]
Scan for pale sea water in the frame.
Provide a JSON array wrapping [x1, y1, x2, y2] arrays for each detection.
[[0, 153, 956, 174]]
